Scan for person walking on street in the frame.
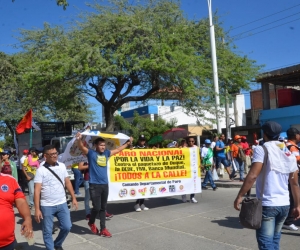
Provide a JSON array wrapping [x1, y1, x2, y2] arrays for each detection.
[[282, 127, 300, 231], [215, 134, 235, 179], [201, 139, 217, 191], [19, 149, 29, 192], [72, 162, 83, 196], [0, 173, 33, 250], [76, 133, 133, 237], [134, 135, 150, 211], [231, 135, 245, 182], [23, 147, 39, 209], [34, 145, 78, 250], [234, 121, 300, 250], [241, 136, 251, 174]]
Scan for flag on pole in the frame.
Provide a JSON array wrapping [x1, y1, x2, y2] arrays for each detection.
[[16, 109, 32, 134]]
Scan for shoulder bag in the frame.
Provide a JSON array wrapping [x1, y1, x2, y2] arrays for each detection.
[[239, 145, 268, 229], [44, 166, 71, 210]]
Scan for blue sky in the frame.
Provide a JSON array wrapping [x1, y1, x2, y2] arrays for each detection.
[[1, 0, 300, 121]]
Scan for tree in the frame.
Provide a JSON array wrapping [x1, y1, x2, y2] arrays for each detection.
[[17, 0, 261, 131], [114, 112, 176, 145], [0, 52, 94, 137]]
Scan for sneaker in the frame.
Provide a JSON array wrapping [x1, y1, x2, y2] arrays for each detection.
[[99, 228, 112, 238], [202, 186, 208, 190], [282, 224, 298, 231], [106, 212, 113, 220], [182, 195, 187, 203], [213, 187, 218, 191], [140, 204, 149, 211], [191, 197, 198, 203], [75, 193, 82, 197], [86, 214, 90, 220], [88, 222, 99, 234], [134, 204, 141, 212], [54, 247, 64, 250]]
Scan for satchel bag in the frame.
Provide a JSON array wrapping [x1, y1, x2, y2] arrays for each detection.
[[45, 166, 72, 210], [239, 145, 268, 229], [237, 146, 246, 161]]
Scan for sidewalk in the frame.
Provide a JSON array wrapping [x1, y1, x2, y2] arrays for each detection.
[[201, 171, 254, 188]]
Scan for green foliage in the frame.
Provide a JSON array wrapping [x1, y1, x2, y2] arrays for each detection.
[[15, 0, 261, 131], [114, 112, 176, 145]]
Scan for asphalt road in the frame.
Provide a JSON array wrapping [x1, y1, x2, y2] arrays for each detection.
[[14, 187, 300, 250]]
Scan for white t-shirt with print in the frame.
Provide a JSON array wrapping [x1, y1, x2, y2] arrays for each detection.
[[34, 162, 68, 206], [253, 146, 291, 206]]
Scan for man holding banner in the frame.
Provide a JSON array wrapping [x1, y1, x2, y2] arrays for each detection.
[[76, 132, 133, 238]]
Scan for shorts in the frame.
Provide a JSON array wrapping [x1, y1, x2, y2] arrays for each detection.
[[216, 157, 231, 169]]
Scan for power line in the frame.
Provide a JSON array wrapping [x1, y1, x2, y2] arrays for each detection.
[[235, 17, 300, 41], [231, 3, 300, 30], [232, 11, 300, 39]]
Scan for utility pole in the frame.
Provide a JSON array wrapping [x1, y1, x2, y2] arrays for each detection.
[[225, 90, 231, 139], [207, 0, 221, 134]]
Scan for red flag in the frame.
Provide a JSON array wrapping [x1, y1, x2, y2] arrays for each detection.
[[16, 109, 32, 134]]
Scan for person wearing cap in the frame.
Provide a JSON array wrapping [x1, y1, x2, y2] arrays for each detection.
[[215, 134, 235, 180], [167, 141, 178, 148], [1, 150, 18, 181], [234, 121, 300, 249], [134, 135, 150, 211], [281, 127, 300, 231], [241, 136, 251, 174], [23, 147, 40, 209], [201, 139, 217, 191], [230, 135, 245, 182]]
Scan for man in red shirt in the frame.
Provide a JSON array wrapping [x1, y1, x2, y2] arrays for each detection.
[[0, 173, 33, 250], [241, 136, 251, 174]]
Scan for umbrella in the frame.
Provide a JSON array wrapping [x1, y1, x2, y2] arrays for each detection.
[[162, 128, 189, 140], [148, 135, 163, 145], [60, 130, 130, 166]]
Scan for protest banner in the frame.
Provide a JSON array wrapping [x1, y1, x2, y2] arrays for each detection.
[[108, 147, 201, 201]]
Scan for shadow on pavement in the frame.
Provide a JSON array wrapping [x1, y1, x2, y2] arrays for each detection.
[[211, 216, 244, 229]]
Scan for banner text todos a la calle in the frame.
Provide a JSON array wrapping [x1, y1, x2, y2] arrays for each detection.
[[107, 148, 201, 201]]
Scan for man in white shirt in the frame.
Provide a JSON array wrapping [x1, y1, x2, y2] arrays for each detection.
[[34, 145, 78, 250], [234, 121, 300, 250]]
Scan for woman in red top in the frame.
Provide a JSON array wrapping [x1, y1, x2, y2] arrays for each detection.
[[0, 173, 33, 250]]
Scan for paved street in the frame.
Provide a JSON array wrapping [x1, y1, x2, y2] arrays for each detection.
[[14, 186, 300, 250]]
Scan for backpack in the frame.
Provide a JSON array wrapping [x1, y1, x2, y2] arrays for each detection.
[[237, 146, 246, 161]]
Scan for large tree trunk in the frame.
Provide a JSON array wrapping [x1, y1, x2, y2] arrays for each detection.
[[104, 108, 115, 132]]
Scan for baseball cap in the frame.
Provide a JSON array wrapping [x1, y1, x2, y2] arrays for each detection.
[[1, 150, 11, 155], [23, 149, 29, 154], [261, 121, 282, 139], [287, 127, 300, 138], [138, 135, 146, 141], [204, 139, 211, 144], [241, 136, 247, 140], [234, 135, 241, 141]]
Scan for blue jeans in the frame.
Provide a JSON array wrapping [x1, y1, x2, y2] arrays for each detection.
[[72, 168, 83, 194], [234, 159, 244, 180], [84, 180, 90, 215], [28, 179, 34, 206], [256, 205, 289, 250], [40, 202, 72, 250], [202, 169, 216, 189]]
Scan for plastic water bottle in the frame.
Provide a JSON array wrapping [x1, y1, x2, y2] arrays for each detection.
[[22, 227, 35, 245]]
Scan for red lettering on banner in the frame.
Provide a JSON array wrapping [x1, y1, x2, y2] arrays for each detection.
[[139, 150, 182, 157], [151, 172, 161, 178], [118, 151, 137, 157], [163, 170, 186, 178]]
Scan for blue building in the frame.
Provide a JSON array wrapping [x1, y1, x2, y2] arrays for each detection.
[[257, 64, 300, 132]]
